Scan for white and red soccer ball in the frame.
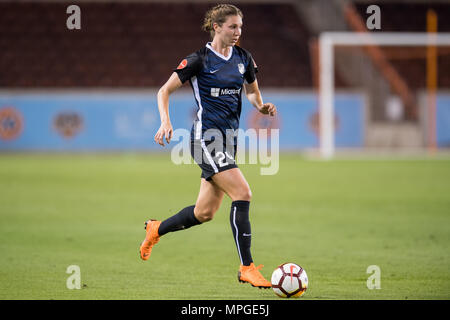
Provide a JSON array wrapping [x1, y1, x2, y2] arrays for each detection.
[[271, 263, 308, 298]]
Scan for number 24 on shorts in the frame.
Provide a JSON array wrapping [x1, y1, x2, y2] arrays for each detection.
[[216, 151, 234, 167]]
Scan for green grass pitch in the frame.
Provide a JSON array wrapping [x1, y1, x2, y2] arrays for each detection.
[[0, 153, 449, 300]]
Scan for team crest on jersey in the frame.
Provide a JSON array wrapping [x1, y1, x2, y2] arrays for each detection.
[[238, 63, 245, 74]]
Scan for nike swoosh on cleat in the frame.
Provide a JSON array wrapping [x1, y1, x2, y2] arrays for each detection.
[[243, 233, 252, 236], [210, 69, 219, 73]]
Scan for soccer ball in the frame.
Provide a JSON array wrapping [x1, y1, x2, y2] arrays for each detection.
[[271, 263, 308, 298]]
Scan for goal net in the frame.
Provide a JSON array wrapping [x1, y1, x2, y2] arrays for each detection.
[[318, 31, 450, 159]]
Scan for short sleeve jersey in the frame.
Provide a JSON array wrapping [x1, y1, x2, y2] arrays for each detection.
[[174, 43, 258, 141]]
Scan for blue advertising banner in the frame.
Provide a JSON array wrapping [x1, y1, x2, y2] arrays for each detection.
[[0, 91, 365, 151], [436, 94, 450, 148]]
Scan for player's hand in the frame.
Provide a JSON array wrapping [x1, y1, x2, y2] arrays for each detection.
[[154, 122, 173, 146], [259, 102, 277, 116]]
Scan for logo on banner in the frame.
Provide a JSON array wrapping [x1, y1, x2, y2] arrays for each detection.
[[0, 107, 23, 141], [53, 111, 83, 138], [248, 109, 280, 137], [309, 110, 339, 136]]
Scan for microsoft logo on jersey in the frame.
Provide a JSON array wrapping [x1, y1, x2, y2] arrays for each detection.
[[210, 88, 241, 97]]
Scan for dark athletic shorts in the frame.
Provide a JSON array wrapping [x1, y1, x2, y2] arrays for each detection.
[[190, 137, 238, 181]]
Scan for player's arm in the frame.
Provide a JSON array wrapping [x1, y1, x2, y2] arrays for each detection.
[[244, 80, 277, 117], [155, 72, 183, 146], [155, 53, 202, 146]]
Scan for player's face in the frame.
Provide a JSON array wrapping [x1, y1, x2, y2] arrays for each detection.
[[215, 15, 242, 46]]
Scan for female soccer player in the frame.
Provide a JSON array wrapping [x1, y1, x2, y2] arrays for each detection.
[[140, 4, 277, 289]]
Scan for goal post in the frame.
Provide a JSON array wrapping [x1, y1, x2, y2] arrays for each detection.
[[318, 32, 450, 159]]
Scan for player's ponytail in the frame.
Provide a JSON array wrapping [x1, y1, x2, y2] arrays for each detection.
[[202, 4, 243, 39]]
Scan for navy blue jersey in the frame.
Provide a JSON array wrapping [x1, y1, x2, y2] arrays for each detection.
[[174, 43, 258, 141]]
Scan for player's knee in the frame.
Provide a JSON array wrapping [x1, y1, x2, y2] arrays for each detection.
[[196, 212, 214, 222], [194, 207, 217, 222], [236, 187, 252, 201]]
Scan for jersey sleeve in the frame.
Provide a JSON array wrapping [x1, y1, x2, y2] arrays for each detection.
[[244, 54, 258, 84], [173, 53, 203, 84]]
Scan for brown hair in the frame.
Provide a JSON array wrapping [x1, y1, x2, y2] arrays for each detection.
[[202, 4, 243, 39]]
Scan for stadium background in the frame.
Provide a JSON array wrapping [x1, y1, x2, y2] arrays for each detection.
[[1, 0, 450, 151], [0, 0, 449, 301]]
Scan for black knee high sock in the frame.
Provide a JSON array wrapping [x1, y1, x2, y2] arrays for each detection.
[[158, 205, 201, 236], [230, 200, 253, 266]]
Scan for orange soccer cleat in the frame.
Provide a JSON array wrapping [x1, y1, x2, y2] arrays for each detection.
[[238, 263, 272, 289], [139, 219, 162, 261]]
